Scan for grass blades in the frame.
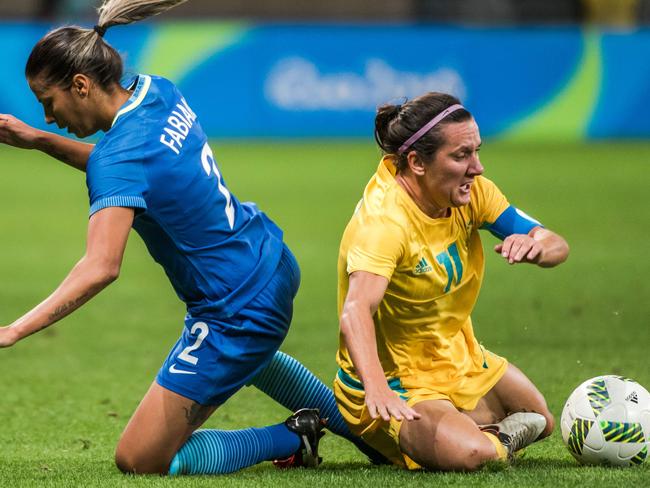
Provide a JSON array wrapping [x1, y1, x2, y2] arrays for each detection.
[[0, 139, 648, 486]]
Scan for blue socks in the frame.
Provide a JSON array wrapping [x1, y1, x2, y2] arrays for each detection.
[[250, 351, 354, 440], [169, 350, 388, 475], [169, 423, 300, 475], [250, 351, 387, 463]]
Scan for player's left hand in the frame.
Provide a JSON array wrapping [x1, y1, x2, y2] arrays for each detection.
[[0, 326, 19, 348], [494, 234, 543, 265]]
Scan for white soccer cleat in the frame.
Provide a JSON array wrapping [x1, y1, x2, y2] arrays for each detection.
[[481, 412, 547, 460]]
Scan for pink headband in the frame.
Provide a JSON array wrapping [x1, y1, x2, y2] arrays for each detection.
[[398, 104, 465, 154]]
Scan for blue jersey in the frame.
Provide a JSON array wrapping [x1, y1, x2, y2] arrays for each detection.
[[86, 75, 284, 320]]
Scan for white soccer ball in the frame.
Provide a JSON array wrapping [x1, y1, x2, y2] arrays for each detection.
[[561, 375, 650, 466]]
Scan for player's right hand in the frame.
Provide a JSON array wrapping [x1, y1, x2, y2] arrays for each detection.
[[365, 384, 421, 422], [0, 114, 40, 150]]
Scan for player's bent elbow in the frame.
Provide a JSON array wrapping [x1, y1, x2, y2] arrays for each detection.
[[104, 264, 121, 283], [80, 255, 121, 286], [95, 265, 120, 286], [89, 259, 121, 286]]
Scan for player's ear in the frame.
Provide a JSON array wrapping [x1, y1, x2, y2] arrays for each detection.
[[406, 150, 426, 176], [71, 74, 91, 99]]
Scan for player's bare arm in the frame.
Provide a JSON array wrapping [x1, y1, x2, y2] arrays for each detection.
[[340, 271, 421, 422], [0, 206, 133, 347], [495, 226, 569, 267], [0, 113, 93, 172]]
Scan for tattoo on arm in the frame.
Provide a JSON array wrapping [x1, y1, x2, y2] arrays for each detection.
[[183, 402, 213, 427], [48, 293, 90, 322]]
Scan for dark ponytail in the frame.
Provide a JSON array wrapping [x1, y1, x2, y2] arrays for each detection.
[[374, 92, 471, 171], [26, 27, 122, 90]]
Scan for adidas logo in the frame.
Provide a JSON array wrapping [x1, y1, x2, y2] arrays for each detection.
[[626, 391, 639, 404], [414, 257, 433, 274]]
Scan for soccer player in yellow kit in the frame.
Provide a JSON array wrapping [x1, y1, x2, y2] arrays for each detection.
[[334, 93, 569, 471]]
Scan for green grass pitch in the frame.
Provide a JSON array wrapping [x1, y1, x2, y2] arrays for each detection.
[[0, 139, 649, 487]]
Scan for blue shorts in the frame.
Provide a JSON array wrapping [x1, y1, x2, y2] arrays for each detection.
[[156, 245, 300, 406]]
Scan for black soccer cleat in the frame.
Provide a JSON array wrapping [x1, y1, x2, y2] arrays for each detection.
[[273, 408, 326, 468]]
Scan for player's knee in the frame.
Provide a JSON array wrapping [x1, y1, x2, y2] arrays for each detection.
[[464, 440, 499, 471], [438, 439, 496, 472], [114, 447, 135, 474], [114, 445, 168, 475], [114, 447, 141, 474]]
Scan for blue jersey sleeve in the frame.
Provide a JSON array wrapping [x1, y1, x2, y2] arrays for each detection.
[[481, 205, 543, 240], [87, 152, 148, 217]]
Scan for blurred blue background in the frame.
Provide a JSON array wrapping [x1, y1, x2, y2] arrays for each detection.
[[1, 0, 649, 140]]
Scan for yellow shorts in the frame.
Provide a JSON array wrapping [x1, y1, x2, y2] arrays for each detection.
[[333, 349, 508, 470]]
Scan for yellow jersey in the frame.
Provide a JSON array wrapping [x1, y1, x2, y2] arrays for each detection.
[[336, 156, 509, 394]]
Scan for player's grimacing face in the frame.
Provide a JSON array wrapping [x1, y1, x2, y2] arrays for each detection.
[[28, 75, 96, 138], [422, 118, 484, 209]]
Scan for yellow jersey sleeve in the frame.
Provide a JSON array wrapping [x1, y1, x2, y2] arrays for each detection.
[[346, 215, 405, 281], [473, 176, 510, 226]]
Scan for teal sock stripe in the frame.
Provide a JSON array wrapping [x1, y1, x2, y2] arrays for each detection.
[[251, 352, 389, 465], [251, 351, 353, 440], [170, 425, 298, 475]]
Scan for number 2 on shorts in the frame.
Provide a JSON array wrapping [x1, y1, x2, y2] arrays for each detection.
[[178, 322, 209, 365]]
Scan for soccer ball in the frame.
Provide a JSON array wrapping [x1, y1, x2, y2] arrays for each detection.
[[561, 375, 650, 466]]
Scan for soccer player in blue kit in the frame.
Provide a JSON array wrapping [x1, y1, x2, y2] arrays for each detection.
[[0, 0, 383, 475]]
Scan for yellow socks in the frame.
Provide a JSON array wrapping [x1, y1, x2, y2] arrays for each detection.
[[483, 431, 508, 460]]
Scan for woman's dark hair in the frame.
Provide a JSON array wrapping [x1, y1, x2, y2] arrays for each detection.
[[25, 0, 188, 90], [374, 92, 472, 171]]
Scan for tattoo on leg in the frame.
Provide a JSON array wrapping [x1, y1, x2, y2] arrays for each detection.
[[183, 403, 212, 427]]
